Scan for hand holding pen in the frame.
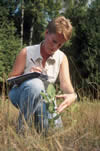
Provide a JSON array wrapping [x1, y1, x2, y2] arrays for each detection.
[[30, 58, 54, 80], [30, 58, 47, 74], [30, 58, 42, 73]]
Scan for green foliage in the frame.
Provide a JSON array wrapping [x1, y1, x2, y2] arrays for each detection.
[[47, 84, 56, 98], [44, 0, 62, 19], [41, 84, 60, 126], [23, 0, 46, 44], [63, 0, 100, 96], [0, 0, 62, 83], [41, 84, 56, 113], [0, 4, 21, 82], [0, 0, 100, 98], [13, 0, 62, 44]]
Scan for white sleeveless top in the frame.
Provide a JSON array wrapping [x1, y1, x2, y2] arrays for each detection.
[[24, 43, 64, 83]]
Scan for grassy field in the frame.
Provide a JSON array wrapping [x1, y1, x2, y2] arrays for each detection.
[[0, 96, 100, 151]]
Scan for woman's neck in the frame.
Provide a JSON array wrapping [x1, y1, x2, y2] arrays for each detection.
[[40, 42, 50, 61]]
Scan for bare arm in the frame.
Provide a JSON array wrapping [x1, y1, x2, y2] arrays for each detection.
[[57, 54, 77, 113], [59, 54, 74, 93], [8, 48, 26, 77]]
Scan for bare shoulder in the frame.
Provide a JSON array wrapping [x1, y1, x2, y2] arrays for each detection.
[[61, 53, 69, 67], [9, 47, 27, 77], [15, 47, 27, 62], [19, 47, 27, 56], [15, 47, 27, 67]]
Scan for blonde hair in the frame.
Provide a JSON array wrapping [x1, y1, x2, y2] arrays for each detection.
[[47, 16, 72, 41]]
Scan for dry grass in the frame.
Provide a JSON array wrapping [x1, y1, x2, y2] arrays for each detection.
[[0, 96, 100, 151]]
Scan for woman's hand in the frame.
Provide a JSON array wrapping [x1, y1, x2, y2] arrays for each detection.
[[56, 93, 77, 113], [30, 66, 43, 73]]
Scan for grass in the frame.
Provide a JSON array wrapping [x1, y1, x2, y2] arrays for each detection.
[[0, 96, 100, 151]]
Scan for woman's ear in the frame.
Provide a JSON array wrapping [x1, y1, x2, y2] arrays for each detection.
[[45, 29, 49, 37]]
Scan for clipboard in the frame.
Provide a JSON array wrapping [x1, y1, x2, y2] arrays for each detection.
[[7, 72, 48, 86]]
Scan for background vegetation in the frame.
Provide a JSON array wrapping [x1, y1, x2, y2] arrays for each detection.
[[0, 0, 100, 97], [0, 0, 100, 150]]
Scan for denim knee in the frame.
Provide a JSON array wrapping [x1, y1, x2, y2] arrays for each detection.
[[22, 78, 45, 94], [9, 78, 48, 131], [18, 78, 46, 120]]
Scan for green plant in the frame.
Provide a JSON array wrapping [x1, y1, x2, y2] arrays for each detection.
[[40, 84, 60, 126]]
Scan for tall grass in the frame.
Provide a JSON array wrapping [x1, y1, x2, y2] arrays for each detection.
[[0, 94, 100, 151]]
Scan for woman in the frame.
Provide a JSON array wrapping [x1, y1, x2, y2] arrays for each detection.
[[8, 16, 77, 132]]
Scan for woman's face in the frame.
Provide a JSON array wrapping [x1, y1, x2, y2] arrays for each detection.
[[43, 30, 66, 55]]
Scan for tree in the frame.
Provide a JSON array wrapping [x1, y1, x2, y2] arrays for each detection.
[[0, 0, 63, 82], [63, 0, 100, 97], [0, 3, 21, 82], [21, 0, 24, 46], [13, 0, 62, 45]]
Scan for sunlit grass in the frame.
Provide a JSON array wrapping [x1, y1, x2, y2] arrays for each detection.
[[0, 96, 100, 151]]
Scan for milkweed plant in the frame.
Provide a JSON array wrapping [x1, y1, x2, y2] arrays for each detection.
[[40, 84, 61, 127]]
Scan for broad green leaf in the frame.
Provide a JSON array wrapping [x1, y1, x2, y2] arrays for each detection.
[[40, 92, 49, 103], [47, 84, 56, 98], [48, 104, 55, 113]]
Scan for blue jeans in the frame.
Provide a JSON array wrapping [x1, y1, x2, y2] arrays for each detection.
[[9, 78, 48, 133]]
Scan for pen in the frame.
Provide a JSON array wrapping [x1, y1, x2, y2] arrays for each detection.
[[31, 58, 36, 65]]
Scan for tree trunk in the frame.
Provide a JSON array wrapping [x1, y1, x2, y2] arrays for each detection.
[[29, 17, 34, 46], [21, 0, 24, 47]]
